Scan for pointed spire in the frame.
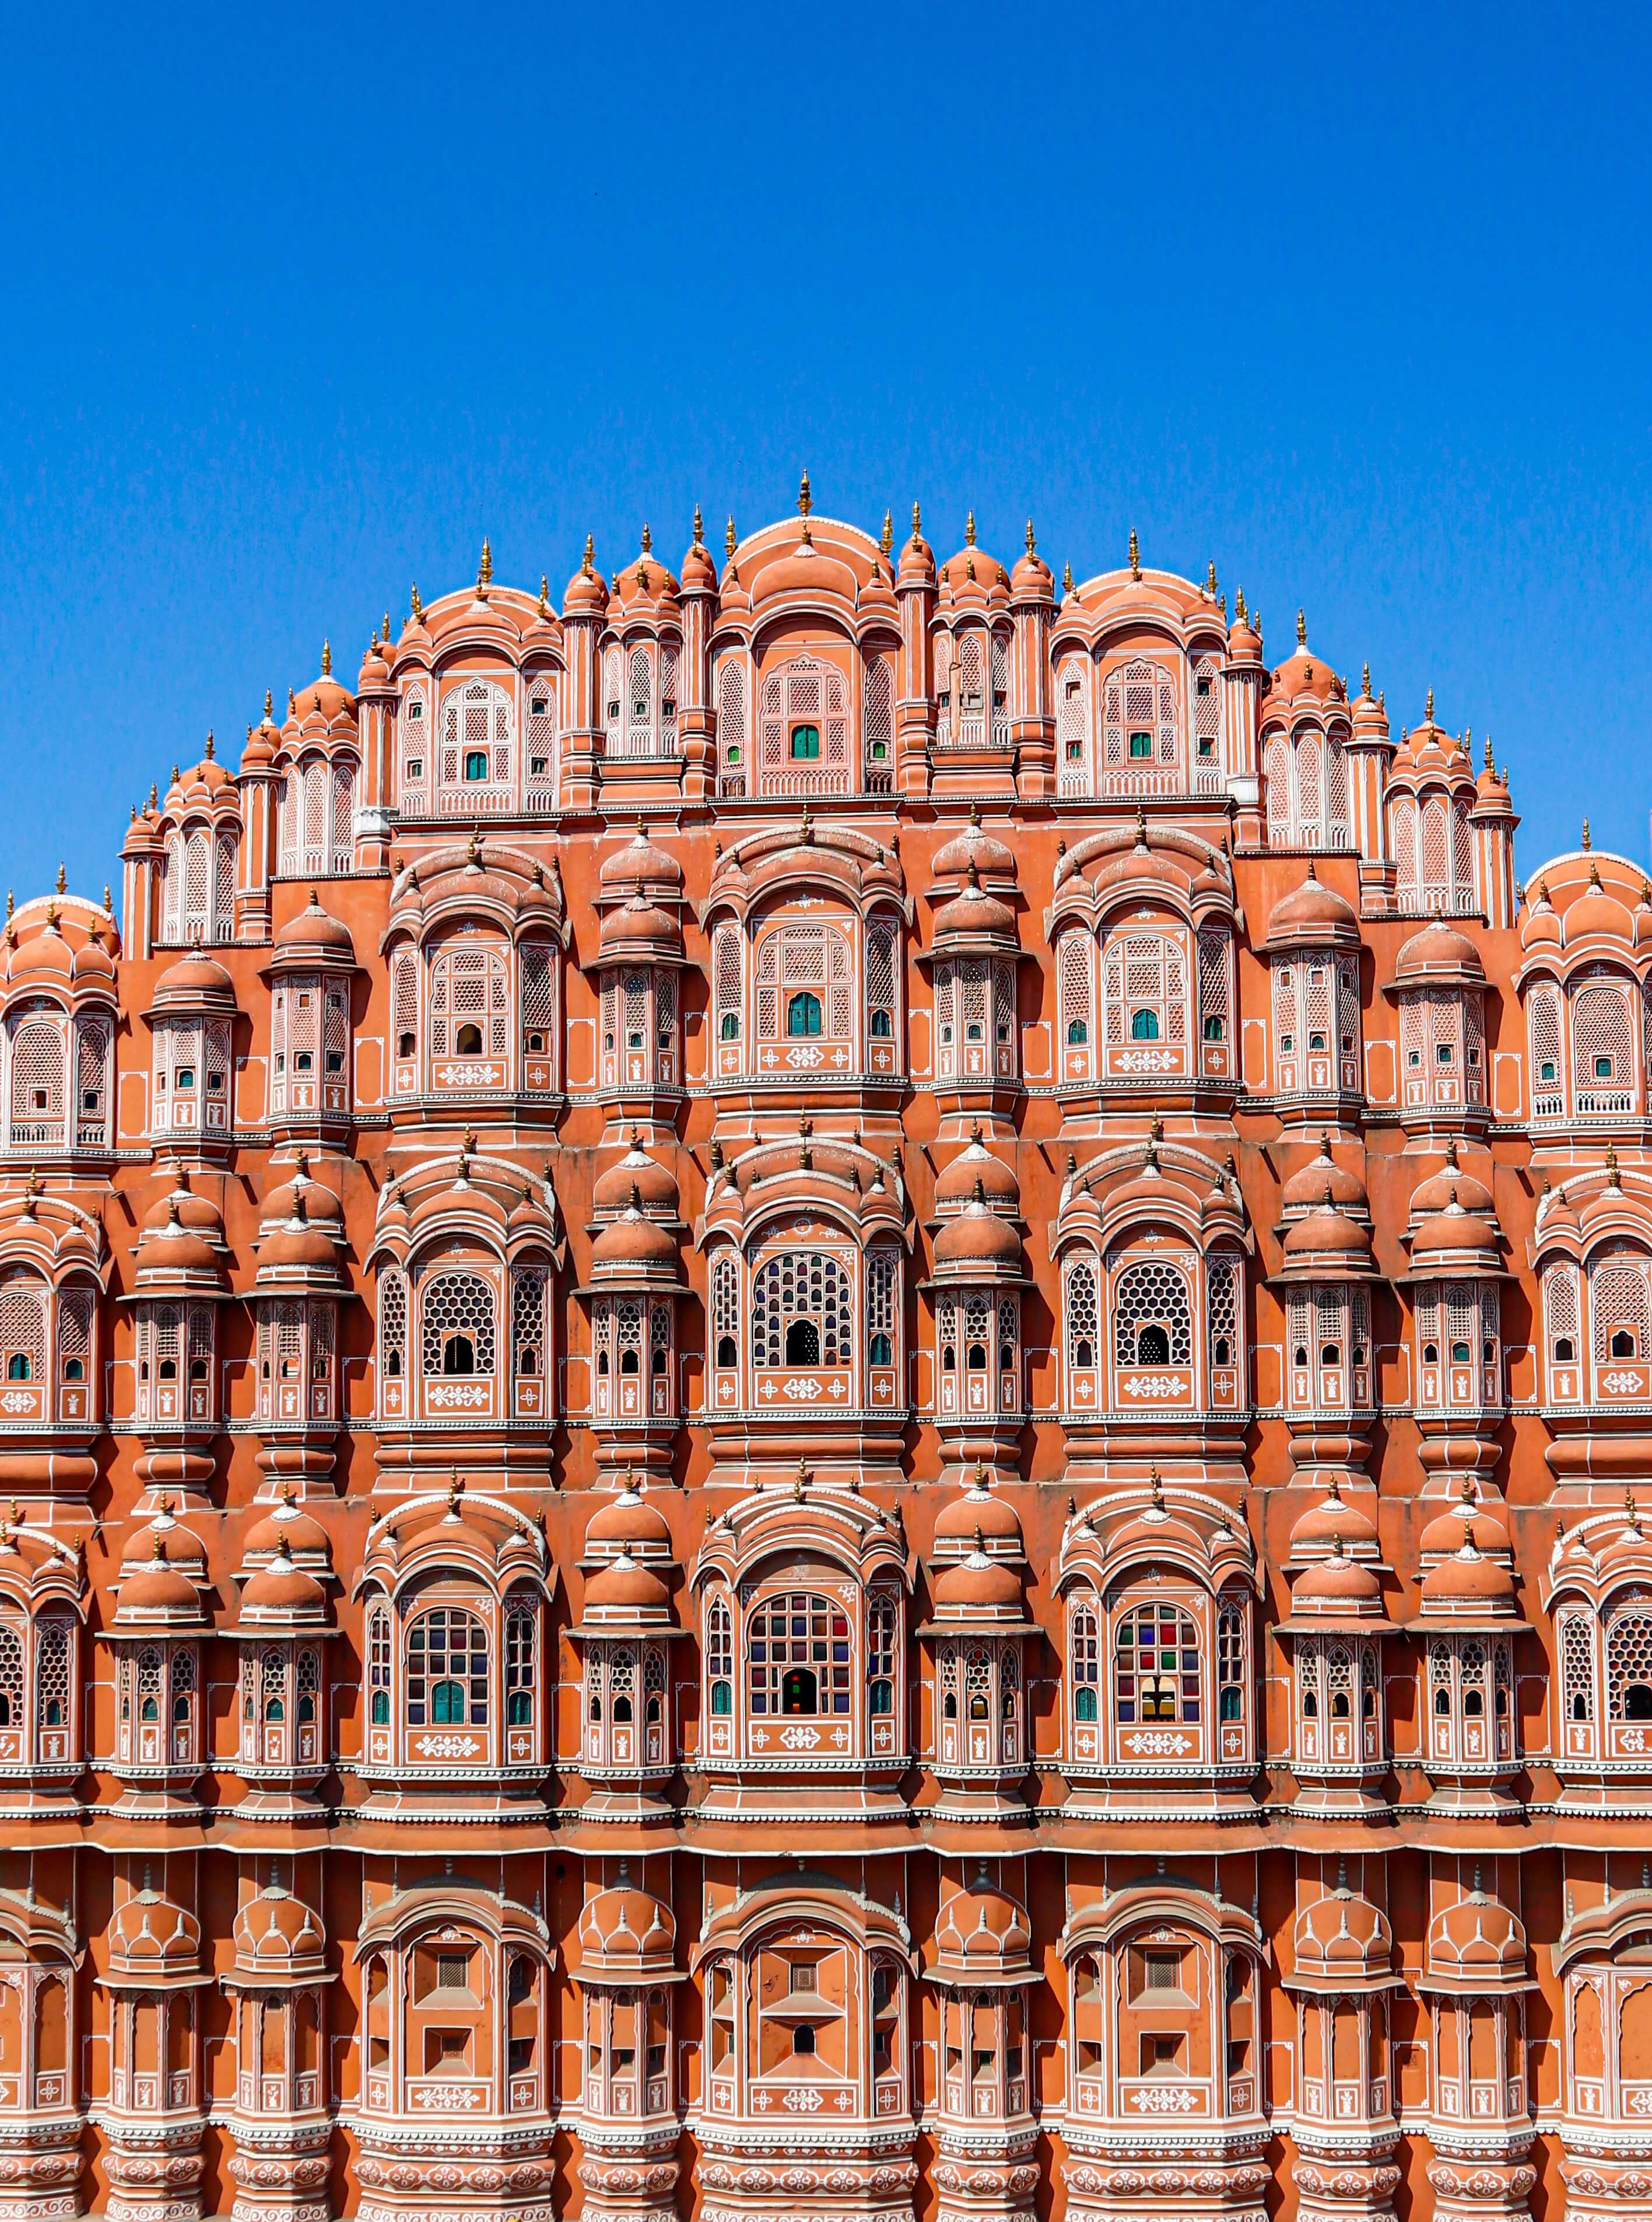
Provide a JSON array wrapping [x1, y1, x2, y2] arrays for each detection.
[[1361, 661, 1371, 697], [724, 515, 737, 561], [55, 861, 66, 895], [410, 581, 423, 620], [881, 510, 893, 556], [964, 509, 976, 546], [1296, 608, 1307, 649], [1062, 560, 1074, 596], [1025, 517, 1036, 556], [475, 537, 493, 591], [1234, 585, 1247, 622], [692, 503, 704, 546], [538, 574, 549, 617], [1582, 816, 1593, 850], [203, 730, 215, 762], [911, 500, 923, 544], [320, 639, 332, 677], [1425, 685, 1435, 721], [1206, 559, 1218, 597], [1128, 527, 1141, 579]]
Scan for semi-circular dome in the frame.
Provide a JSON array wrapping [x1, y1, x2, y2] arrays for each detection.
[[578, 1880, 676, 1978], [149, 951, 237, 1015], [1420, 1530, 1516, 1614], [237, 1547, 329, 1631], [583, 1478, 674, 1566], [1292, 1887, 1394, 1988], [1289, 1478, 1380, 1558], [935, 1131, 1021, 1214], [107, 1887, 203, 1984], [1264, 866, 1359, 949], [935, 1876, 1033, 1981], [1291, 1540, 1383, 1617], [592, 1138, 680, 1218], [1425, 1889, 1528, 1990], [232, 1883, 328, 1982], [1394, 920, 1485, 985], [932, 1467, 1026, 1557], [271, 891, 357, 962], [932, 1184, 1023, 1274], [1281, 1136, 1370, 1219], [581, 1550, 672, 1626]]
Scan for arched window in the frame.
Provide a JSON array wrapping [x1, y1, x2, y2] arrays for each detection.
[[718, 658, 747, 781], [1113, 1260, 1193, 1367], [1114, 1603, 1200, 1724], [747, 1592, 851, 1717], [1102, 657, 1180, 782], [1057, 657, 1091, 794], [711, 1254, 739, 1375], [706, 1597, 732, 1716], [755, 923, 852, 1046], [751, 1253, 850, 1370], [421, 1273, 497, 1379], [504, 1601, 536, 1726], [440, 677, 514, 795], [1607, 1600, 1652, 1725], [1574, 981, 1636, 1109], [759, 656, 851, 793], [0, 1273, 45, 1392], [368, 1608, 391, 1726], [427, 944, 510, 1070], [0, 1622, 23, 1728], [1071, 1604, 1100, 1723], [787, 991, 822, 1037], [1527, 983, 1565, 1110], [9, 1017, 65, 1147], [406, 1609, 489, 1727], [1065, 1259, 1099, 1378], [1130, 1008, 1160, 1040]]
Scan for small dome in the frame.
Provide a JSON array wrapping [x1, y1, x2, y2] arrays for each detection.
[[1426, 1890, 1528, 1989], [932, 810, 1018, 885], [1420, 1530, 1516, 1613], [238, 1548, 329, 1629], [598, 823, 685, 901], [257, 1199, 339, 1279], [932, 873, 1018, 948], [579, 1880, 676, 1976], [935, 1131, 1021, 1214], [932, 1467, 1026, 1557], [150, 950, 237, 1014], [1408, 1142, 1493, 1224], [593, 1138, 680, 1219], [1282, 1196, 1374, 1266], [581, 1550, 671, 1624], [932, 1184, 1023, 1275], [932, 1546, 1023, 1617], [272, 891, 356, 962], [1419, 1480, 1511, 1561], [1566, 865, 1635, 945], [590, 1201, 682, 1282], [107, 1887, 203, 1983], [259, 1156, 345, 1233], [1289, 1480, 1379, 1557], [1292, 1543, 1383, 1615], [1292, 1887, 1393, 1987], [133, 1194, 223, 1285], [141, 1180, 225, 1245], [597, 893, 685, 965], [1281, 1137, 1370, 1219], [1264, 865, 1359, 948], [935, 1877, 1033, 1979], [241, 1490, 332, 1567], [233, 1883, 328, 1981], [583, 1478, 674, 1565], [1411, 1193, 1501, 1267], [1394, 921, 1485, 984], [563, 544, 609, 619]]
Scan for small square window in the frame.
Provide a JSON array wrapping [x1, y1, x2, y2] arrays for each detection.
[[1128, 730, 1152, 759], [406, 758, 423, 780], [1597, 1056, 1614, 1080]]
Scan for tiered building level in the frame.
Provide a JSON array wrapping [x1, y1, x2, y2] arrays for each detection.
[[0, 490, 1647, 2222]]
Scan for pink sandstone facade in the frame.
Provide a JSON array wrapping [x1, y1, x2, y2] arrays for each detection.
[[0, 486, 1642, 2222]]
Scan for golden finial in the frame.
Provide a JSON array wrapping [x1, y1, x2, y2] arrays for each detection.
[[54, 861, 65, 895], [1062, 560, 1074, 595], [965, 552, 976, 582], [171, 765, 180, 785], [382, 613, 390, 644], [1360, 661, 1370, 697], [320, 639, 332, 677], [1234, 586, 1247, 622], [148, 781, 158, 809], [881, 511, 893, 556], [1296, 608, 1307, 649], [640, 523, 652, 555], [582, 534, 594, 576], [103, 885, 111, 912], [478, 537, 493, 587], [1484, 733, 1494, 771], [637, 558, 650, 593], [965, 510, 976, 546], [1025, 518, 1036, 555], [725, 515, 736, 560], [798, 471, 812, 518], [1582, 816, 1592, 850], [692, 503, 704, 546], [264, 689, 273, 721], [911, 501, 923, 542], [1206, 560, 1218, 597], [538, 574, 549, 617], [411, 582, 423, 619], [1425, 686, 1434, 721], [1128, 527, 1141, 579]]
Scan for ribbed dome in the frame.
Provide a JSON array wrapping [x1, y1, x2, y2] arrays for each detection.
[[935, 1132, 1021, 1213], [933, 1184, 1023, 1274], [272, 891, 356, 960], [232, 1883, 328, 1981], [1420, 1530, 1516, 1613], [107, 1887, 203, 1983], [592, 1138, 680, 1218], [1281, 1137, 1370, 1219]]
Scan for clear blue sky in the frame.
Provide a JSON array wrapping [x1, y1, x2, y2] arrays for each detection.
[[1, 2, 1646, 905]]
